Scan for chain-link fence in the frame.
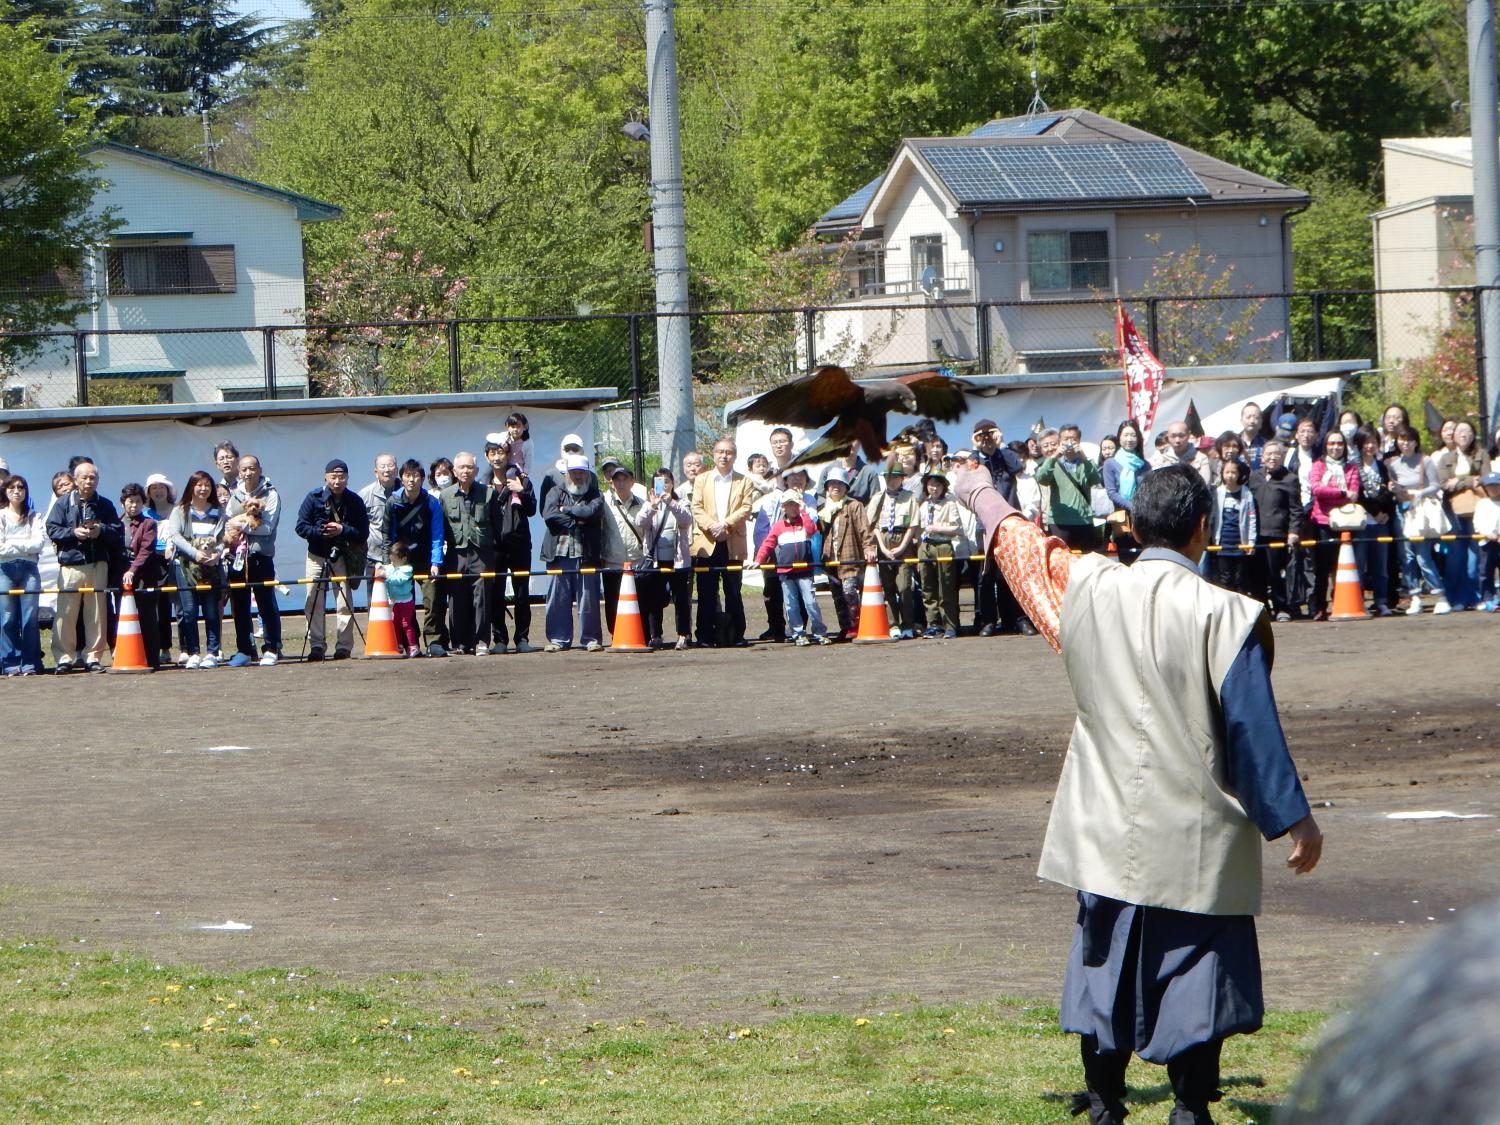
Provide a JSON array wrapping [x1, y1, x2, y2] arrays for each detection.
[[1, 284, 1489, 433]]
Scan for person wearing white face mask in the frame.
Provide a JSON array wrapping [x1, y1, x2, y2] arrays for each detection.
[[1336, 409, 1362, 448]]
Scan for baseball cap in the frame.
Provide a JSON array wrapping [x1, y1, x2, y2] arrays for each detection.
[[561, 433, 584, 452], [564, 453, 590, 472], [779, 490, 803, 507], [971, 418, 999, 434], [608, 465, 634, 480], [484, 431, 506, 450]]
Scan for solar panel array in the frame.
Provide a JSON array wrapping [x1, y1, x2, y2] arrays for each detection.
[[819, 175, 881, 223], [922, 141, 1207, 204], [968, 115, 1058, 138]]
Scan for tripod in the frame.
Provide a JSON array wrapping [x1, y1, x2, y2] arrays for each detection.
[[299, 552, 366, 660]]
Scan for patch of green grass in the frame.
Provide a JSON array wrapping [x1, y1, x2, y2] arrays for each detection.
[[0, 939, 1325, 1122]]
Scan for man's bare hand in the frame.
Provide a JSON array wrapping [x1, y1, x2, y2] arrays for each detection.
[[1286, 813, 1323, 875]]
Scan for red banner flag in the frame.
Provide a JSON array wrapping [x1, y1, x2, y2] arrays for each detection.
[[1116, 302, 1165, 439]]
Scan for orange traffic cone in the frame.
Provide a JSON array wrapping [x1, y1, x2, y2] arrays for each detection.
[[852, 562, 897, 644], [362, 575, 403, 658], [609, 562, 651, 653], [1329, 531, 1370, 621], [109, 584, 154, 673]]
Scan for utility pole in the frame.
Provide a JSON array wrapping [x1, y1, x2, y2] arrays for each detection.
[[1468, 0, 1500, 431], [643, 0, 697, 473]]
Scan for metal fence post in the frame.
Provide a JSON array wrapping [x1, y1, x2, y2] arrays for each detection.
[[73, 331, 88, 406], [1310, 292, 1325, 361], [447, 321, 462, 393], [803, 307, 817, 371], [976, 303, 993, 373], [262, 327, 278, 399], [1145, 298, 1161, 357], [628, 314, 645, 478]]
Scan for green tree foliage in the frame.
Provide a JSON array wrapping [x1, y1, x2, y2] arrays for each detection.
[[91, 0, 264, 117], [1289, 177, 1382, 361], [237, 0, 1461, 395], [0, 22, 117, 367]]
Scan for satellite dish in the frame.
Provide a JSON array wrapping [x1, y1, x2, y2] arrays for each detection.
[[919, 266, 943, 300]]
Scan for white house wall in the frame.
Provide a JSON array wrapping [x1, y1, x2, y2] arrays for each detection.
[[1375, 203, 1452, 366], [880, 165, 968, 294], [1384, 149, 1472, 207], [13, 149, 313, 406]]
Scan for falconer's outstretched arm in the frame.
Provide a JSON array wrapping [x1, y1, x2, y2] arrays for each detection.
[[952, 466, 1073, 653]]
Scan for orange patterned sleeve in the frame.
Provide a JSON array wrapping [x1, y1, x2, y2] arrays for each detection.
[[990, 517, 1074, 653]]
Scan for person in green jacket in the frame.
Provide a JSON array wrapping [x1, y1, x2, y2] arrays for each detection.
[[1036, 424, 1103, 553]]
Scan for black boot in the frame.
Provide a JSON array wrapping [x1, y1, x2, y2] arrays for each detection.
[[1077, 1036, 1130, 1123], [1167, 1105, 1214, 1125], [1166, 1039, 1222, 1125]]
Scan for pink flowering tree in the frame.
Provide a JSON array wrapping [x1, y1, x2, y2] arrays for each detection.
[[299, 215, 468, 396], [1133, 239, 1281, 367]]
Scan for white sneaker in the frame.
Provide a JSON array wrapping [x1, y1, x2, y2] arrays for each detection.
[[184, 654, 202, 670], [888, 626, 901, 639], [199, 653, 219, 669], [1405, 596, 1423, 615], [177, 651, 192, 666], [1433, 600, 1453, 615], [259, 651, 279, 667]]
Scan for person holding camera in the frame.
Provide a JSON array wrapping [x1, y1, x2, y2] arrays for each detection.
[[1036, 424, 1103, 554], [294, 459, 369, 661], [484, 439, 537, 654], [46, 459, 122, 672]]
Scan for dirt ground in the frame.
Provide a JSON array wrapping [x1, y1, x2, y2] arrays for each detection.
[[2, 605, 1497, 1026]]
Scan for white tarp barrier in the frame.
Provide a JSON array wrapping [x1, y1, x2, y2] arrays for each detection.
[[0, 401, 599, 609]]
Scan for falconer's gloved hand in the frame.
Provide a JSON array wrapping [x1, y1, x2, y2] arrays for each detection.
[[951, 465, 1019, 536]]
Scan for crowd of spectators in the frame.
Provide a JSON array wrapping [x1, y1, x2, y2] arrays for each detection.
[[0, 400, 1495, 674]]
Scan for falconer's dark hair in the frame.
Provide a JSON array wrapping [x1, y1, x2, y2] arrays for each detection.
[[1131, 463, 1212, 549]]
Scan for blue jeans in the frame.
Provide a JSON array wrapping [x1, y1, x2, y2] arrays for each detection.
[[779, 573, 826, 638], [543, 557, 602, 647], [176, 562, 222, 655], [1354, 521, 1390, 610], [1400, 535, 1446, 599], [0, 559, 43, 673], [1443, 514, 1480, 607]]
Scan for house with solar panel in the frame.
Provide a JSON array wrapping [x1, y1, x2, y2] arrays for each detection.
[[812, 109, 1308, 374]]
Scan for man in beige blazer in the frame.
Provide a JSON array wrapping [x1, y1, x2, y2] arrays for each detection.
[[690, 437, 754, 646]]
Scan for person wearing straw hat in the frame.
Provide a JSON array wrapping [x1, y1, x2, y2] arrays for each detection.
[[952, 462, 1322, 1125], [816, 465, 877, 639]]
